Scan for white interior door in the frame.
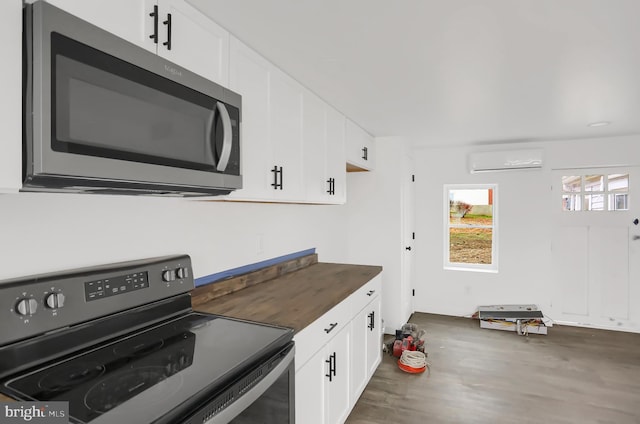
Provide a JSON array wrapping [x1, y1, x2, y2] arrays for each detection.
[[401, 158, 415, 321], [551, 167, 640, 331]]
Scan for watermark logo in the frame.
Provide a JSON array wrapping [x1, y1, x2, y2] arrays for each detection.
[[0, 402, 68, 423]]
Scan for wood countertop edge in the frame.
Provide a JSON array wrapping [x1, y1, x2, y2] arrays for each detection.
[[193, 262, 383, 333]]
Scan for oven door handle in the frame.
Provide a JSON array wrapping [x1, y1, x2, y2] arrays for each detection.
[[206, 345, 295, 424]]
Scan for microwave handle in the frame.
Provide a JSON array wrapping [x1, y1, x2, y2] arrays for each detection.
[[215, 102, 233, 172]]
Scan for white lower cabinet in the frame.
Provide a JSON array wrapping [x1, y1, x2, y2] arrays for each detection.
[[350, 293, 381, 401], [296, 324, 351, 424], [295, 275, 382, 424]]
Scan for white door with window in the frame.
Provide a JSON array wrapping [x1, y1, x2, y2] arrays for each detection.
[[551, 168, 640, 331]]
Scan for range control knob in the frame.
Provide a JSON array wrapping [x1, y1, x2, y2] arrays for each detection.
[[15, 298, 38, 316], [162, 270, 176, 282], [176, 267, 188, 279], [45, 292, 66, 309]]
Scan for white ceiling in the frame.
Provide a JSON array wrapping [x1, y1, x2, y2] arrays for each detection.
[[187, 0, 640, 147]]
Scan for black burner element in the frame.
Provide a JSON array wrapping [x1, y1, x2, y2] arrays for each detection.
[[37, 362, 106, 393], [84, 366, 176, 414]]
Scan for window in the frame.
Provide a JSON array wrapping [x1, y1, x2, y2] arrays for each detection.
[[444, 184, 498, 272], [561, 174, 629, 212]]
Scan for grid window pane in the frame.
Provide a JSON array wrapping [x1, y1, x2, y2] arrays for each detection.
[[608, 174, 629, 192], [562, 194, 581, 211], [562, 176, 581, 192], [584, 175, 604, 192], [609, 193, 628, 210], [585, 193, 605, 211]]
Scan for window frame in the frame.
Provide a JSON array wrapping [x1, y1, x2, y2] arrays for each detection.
[[443, 184, 499, 273]]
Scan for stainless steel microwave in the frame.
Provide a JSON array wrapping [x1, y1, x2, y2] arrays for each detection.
[[23, 1, 242, 197]]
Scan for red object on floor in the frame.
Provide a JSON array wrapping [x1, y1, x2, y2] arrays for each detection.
[[393, 340, 403, 357]]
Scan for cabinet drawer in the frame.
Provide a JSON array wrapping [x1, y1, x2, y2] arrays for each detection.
[[294, 297, 351, 371], [350, 274, 382, 317]]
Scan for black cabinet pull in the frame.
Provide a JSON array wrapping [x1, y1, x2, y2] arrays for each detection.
[[163, 13, 172, 50], [332, 352, 337, 377], [406, 246, 412, 251], [280, 166, 284, 190], [362, 146, 368, 160], [368, 311, 375, 331], [324, 322, 338, 334], [271, 166, 283, 190], [325, 352, 336, 381], [366, 290, 375, 297], [326, 177, 335, 195], [149, 5, 158, 43]]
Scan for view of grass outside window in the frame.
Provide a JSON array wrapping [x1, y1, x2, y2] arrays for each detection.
[[445, 185, 497, 272], [561, 174, 629, 211]]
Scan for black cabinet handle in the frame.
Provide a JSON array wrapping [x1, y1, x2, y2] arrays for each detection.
[[163, 13, 172, 50], [271, 166, 283, 190], [324, 322, 338, 334], [326, 177, 335, 195], [325, 355, 333, 382], [325, 352, 336, 381], [368, 311, 375, 331], [149, 5, 158, 44], [634, 218, 639, 225], [366, 290, 375, 297], [332, 352, 337, 377], [362, 146, 368, 161], [406, 246, 412, 251]]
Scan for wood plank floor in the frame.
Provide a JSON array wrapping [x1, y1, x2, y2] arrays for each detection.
[[346, 313, 640, 424]]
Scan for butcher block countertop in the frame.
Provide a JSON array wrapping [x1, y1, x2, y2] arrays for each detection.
[[193, 262, 382, 333]]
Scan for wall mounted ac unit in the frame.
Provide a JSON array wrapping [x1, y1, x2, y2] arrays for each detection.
[[469, 149, 544, 173]]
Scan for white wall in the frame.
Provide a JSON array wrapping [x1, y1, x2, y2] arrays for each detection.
[[346, 137, 414, 332], [0, 193, 349, 282], [413, 134, 640, 323]]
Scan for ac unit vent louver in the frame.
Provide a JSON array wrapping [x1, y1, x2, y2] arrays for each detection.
[[469, 149, 543, 173]]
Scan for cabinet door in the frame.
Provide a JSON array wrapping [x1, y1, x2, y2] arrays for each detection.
[[46, 0, 154, 52], [366, 295, 382, 377], [226, 36, 272, 200], [350, 307, 369, 402], [303, 90, 328, 203], [0, 0, 21, 192], [269, 67, 304, 201], [295, 349, 325, 424], [325, 106, 347, 203], [346, 119, 375, 171], [156, 0, 229, 85], [325, 324, 351, 424]]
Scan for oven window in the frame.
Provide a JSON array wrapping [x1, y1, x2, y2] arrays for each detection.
[[50, 32, 240, 175], [230, 369, 293, 423]]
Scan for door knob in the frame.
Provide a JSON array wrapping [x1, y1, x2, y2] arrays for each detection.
[[405, 246, 412, 251], [633, 218, 639, 226]]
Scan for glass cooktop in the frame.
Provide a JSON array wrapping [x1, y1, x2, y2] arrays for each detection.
[[3, 313, 292, 424]]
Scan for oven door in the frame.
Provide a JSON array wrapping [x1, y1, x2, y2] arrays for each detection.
[[25, 2, 241, 193], [185, 342, 295, 424]]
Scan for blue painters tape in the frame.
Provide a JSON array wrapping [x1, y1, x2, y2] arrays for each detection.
[[195, 248, 316, 287]]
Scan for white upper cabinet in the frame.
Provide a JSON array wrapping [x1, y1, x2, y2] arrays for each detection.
[[0, 0, 22, 192], [45, 0, 229, 85], [226, 37, 304, 202], [268, 67, 305, 201], [303, 92, 347, 204], [226, 36, 271, 200], [346, 119, 375, 171], [325, 106, 347, 203], [154, 0, 229, 85]]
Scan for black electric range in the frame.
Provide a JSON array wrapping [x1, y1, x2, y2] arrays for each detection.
[[0, 255, 295, 424]]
